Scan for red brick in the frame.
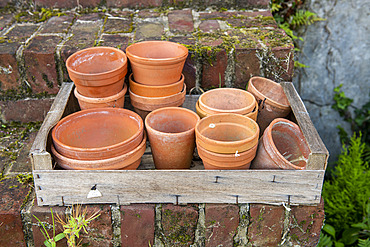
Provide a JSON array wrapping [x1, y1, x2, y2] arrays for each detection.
[[161, 204, 198, 246], [226, 14, 277, 29], [34, 0, 77, 8], [60, 20, 102, 81], [168, 9, 194, 34], [106, 0, 163, 8], [269, 46, 294, 82], [31, 205, 67, 247], [0, 177, 31, 246], [235, 0, 269, 8], [34, 0, 100, 8], [290, 199, 325, 246], [169, 36, 196, 92], [6, 24, 39, 42], [40, 15, 75, 34], [205, 204, 239, 247], [0, 98, 54, 123], [0, 42, 20, 90], [234, 48, 261, 89], [199, 11, 233, 20], [248, 204, 285, 247], [104, 17, 133, 34], [80, 205, 113, 247], [24, 35, 62, 94], [0, 14, 13, 32], [137, 9, 161, 18], [121, 204, 155, 247], [199, 20, 220, 33], [99, 34, 130, 52], [8, 131, 37, 174], [202, 48, 227, 89], [135, 22, 164, 41]]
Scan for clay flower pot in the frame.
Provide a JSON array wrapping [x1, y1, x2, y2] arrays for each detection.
[[251, 118, 310, 170], [195, 113, 259, 154], [126, 41, 188, 85], [51, 132, 147, 170], [247, 76, 291, 134], [66, 46, 128, 98], [197, 142, 258, 170], [52, 108, 144, 160], [145, 107, 200, 169], [74, 83, 127, 110], [196, 100, 259, 121], [198, 88, 256, 115], [129, 73, 184, 97], [129, 84, 186, 119]]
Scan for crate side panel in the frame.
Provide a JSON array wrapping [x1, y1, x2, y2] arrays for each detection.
[[33, 170, 324, 206], [281, 82, 329, 170]]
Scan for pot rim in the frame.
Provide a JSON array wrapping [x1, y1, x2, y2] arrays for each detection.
[[263, 118, 308, 170], [52, 107, 144, 153], [195, 113, 260, 154], [74, 83, 127, 103], [126, 41, 188, 64], [129, 73, 184, 97], [66, 46, 128, 78], [145, 107, 200, 137], [197, 141, 257, 163], [248, 76, 290, 110], [51, 132, 147, 170], [129, 83, 186, 104], [198, 88, 256, 115], [196, 100, 258, 121]]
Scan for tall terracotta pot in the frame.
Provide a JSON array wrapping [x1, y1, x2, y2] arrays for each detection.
[[126, 41, 188, 85], [66, 46, 128, 97], [247, 76, 291, 134], [251, 118, 310, 170], [145, 107, 200, 169]]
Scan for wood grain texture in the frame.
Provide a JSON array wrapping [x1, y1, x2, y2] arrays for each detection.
[[33, 169, 325, 206], [281, 82, 329, 170]]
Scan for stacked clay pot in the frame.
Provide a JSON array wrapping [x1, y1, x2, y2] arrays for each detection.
[[66, 46, 128, 110], [195, 113, 260, 170], [195, 88, 258, 121], [251, 118, 310, 170], [126, 41, 188, 119], [247, 76, 291, 134], [51, 108, 146, 170]]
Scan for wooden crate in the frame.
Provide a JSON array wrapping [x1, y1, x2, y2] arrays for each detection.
[[30, 82, 328, 206]]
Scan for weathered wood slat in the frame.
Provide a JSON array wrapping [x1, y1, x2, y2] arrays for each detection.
[[281, 82, 329, 170], [33, 169, 324, 206], [30, 82, 75, 170]]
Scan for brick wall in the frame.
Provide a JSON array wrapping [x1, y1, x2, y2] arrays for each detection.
[[0, 6, 293, 122], [13, 199, 323, 246]]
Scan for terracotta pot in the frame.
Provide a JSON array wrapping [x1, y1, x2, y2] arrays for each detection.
[[195, 113, 259, 154], [51, 132, 147, 170], [145, 107, 199, 169], [196, 100, 259, 121], [251, 118, 310, 170], [74, 83, 127, 110], [126, 41, 188, 85], [129, 84, 186, 111], [247, 76, 291, 134], [52, 108, 144, 160], [198, 88, 256, 115], [197, 142, 258, 170], [129, 73, 184, 97], [66, 46, 128, 98]]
